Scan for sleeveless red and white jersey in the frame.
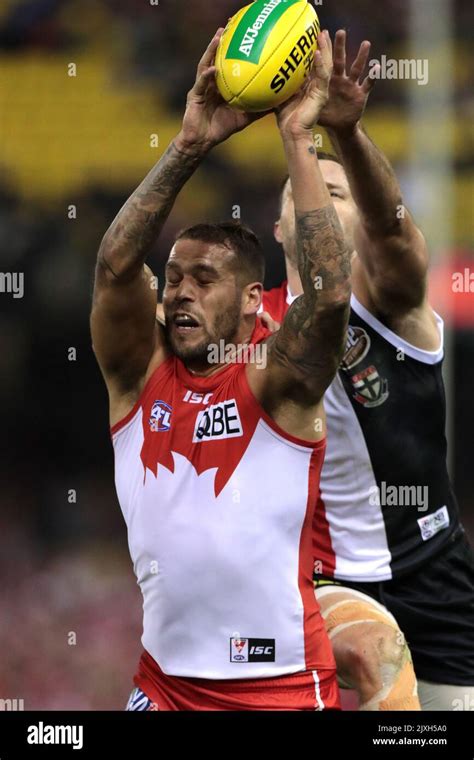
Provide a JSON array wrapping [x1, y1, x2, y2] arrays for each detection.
[[111, 320, 334, 680], [262, 279, 298, 323]]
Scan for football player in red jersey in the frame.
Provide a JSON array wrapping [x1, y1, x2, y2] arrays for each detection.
[[92, 30, 352, 710]]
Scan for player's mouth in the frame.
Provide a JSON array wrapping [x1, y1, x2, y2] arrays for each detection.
[[173, 312, 201, 335]]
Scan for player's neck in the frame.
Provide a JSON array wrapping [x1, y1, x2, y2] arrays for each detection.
[[286, 260, 303, 299]]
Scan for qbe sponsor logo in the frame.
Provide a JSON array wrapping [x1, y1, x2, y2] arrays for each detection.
[[193, 399, 243, 442], [230, 637, 276, 663]]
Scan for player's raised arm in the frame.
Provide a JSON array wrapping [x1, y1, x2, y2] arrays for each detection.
[[252, 32, 351, 409], [318, 30, 429, 313], [91, 29, 264, 420]]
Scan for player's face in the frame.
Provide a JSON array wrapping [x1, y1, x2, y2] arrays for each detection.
[[275, 160, 358, 263], [163, 239, 243, 367]]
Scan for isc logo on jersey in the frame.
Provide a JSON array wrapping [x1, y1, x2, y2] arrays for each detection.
[[193, 400, 243, 442], [183, 390, 213, 405]]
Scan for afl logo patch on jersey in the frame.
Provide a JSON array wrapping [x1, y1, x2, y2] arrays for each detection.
[[342, 326, 371, 370], [193, 399, 243, 442], [149, 400, 172, 432]]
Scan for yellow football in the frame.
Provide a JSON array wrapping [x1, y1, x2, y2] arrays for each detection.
[[216, 0, 320, 112]]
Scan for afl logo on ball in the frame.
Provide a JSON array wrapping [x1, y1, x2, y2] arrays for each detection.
[[341, 326, 371, 370], [149, 401, 172, 432]]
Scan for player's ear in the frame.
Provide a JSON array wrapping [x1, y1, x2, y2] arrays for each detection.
[[156, 303, 165, 324], [274, 220, 283, 244], [243, 282, 263, 316]]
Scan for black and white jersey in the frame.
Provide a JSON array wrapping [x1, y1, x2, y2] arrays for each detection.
[[314, 294, 460, 581]]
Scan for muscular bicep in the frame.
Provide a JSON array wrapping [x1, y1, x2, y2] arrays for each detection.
[[91, 261, 161, 392], [354, 213, 429, 312]]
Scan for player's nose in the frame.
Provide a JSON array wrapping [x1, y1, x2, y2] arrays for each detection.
[[174, 276, 197, 302]]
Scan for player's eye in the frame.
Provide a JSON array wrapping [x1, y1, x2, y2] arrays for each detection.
[[330, 191, 343, 199]]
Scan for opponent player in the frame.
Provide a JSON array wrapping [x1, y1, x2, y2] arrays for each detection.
[[91, 30, 351, 710], [265, 30, 474, 711]]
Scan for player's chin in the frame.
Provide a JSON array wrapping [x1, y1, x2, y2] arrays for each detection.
[[169, 327, 210, 359]]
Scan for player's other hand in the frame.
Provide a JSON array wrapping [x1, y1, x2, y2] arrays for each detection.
[[260, 311, 280, 334], [177, 29, 268, 155], [318, 30, 376, 136], [275, 30, 332, 142]]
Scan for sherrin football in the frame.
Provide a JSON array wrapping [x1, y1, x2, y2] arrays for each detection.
[[216, 0, 320, 112]]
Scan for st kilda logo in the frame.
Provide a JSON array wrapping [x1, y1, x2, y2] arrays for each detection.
[[341, 326, 389, 408]]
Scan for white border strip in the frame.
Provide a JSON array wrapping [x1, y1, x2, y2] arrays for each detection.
[[312, 670, 325, 711], [350, 294, 444, 365]]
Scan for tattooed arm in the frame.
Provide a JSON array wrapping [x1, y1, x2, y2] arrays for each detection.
[[248, 32, 351, 436], [257, 140, 351, 413], [91, 140, 203, 400], [91, 29, 265, 423]]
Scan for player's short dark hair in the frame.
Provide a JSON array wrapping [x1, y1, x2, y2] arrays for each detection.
[[278, 151, 344, 216], [175, 221, 265, 285]]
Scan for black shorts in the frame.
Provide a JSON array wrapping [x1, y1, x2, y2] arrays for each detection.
[[314, 527, 474, 686]]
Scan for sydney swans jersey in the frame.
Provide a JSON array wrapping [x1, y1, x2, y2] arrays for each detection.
[[262, 283, 460, 581], [111, 321, 334, 679]]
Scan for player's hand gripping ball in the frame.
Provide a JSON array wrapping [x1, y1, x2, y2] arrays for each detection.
[[216, 0, 320, 112]]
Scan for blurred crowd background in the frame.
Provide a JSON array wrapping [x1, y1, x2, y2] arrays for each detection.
[[0, 0, 472, 709]]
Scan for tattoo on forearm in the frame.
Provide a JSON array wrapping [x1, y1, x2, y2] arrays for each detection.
[[295, 205, 351, 298], [274, 205, 351, 378], [99, 142, 202, 276]]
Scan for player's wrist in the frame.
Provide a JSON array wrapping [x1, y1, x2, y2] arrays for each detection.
[[174, 132, 213, 158], [279, 128, 316, 151], [326, 120, 362, 142]]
